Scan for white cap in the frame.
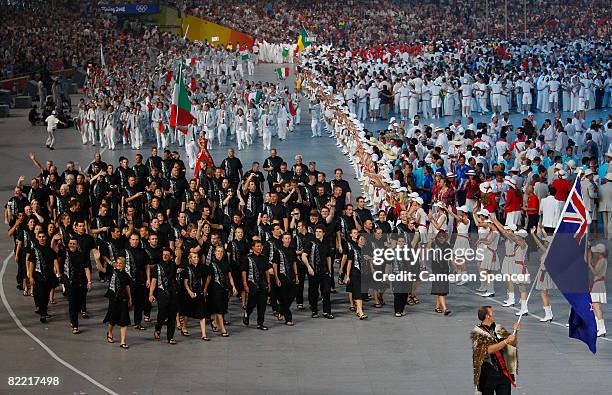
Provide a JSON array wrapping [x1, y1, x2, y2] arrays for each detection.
[[591, 244, 606, 253], [476, 209, 490, 217], [456, 205, 468, 213], [584, 169, 593, 177], [398, 187, 408, 192], [413, 197, 424, 205], [52, 110, 57, 115], [515, 229, 528, 238]]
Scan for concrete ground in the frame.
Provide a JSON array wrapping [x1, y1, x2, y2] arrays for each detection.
[[0, 63, 610, 395]]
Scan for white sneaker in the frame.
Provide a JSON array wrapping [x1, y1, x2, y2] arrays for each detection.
[[539, 315, 554, 322], [478, 291, 495, 297], [502, 299, 515, 307], [597, 330, 607, 337]]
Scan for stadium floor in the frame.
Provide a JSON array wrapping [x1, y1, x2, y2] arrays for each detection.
[[0, 64, 610, 395]]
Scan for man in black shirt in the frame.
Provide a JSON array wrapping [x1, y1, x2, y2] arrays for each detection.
[[146, 147, 163, 173], [329, 168, 351, 204], [354, 196, 373, 225], [264, 192, 288, 231], [74, 220, 95, 318], [61, 237, 91, 333], [149, 247, 181, 344], [132, 153, 149, 191], [120, 233, 152, 329], [263, 148, 283, 190], [243, 162, 265, 192], [220, 148, 243, 190], [27, 232, 59, 323], [242, 240, 271, 330], [301, 225, 333, 319]]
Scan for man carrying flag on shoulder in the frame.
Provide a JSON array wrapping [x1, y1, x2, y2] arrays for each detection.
[[471, 305, 521, 395]]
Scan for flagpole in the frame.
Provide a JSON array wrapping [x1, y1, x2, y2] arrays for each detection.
[[512, 168, 584, 334], [183, 25, 190, 41], [173, 64, 181, 129]]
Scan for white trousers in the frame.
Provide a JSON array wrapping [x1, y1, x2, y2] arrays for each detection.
[[217, 124, 227, 145], [185, 140, 198, 169], [262, 129, 272, 150], [46, 128, 55, 148]]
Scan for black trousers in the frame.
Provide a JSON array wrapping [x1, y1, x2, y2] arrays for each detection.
[[155, 290, 178, 340], [295, 264, 306, 305], [277, 277, 296, 322], [393, 292, 408, 314], [269, 282, 279, 313], [308, 272, 331, 314], [479, 367, 512, 395], [33, 274, 51, 316], [246, 282, 267, 326], [480, 378, 511, 395], [66, 284, 86, 327], [133, 282, 151, 325], [16, 254, 26, 287]]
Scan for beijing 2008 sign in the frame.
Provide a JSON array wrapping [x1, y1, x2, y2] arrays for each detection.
[[99, 4, 160, 15]]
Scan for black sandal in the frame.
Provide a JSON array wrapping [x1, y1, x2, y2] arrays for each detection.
[[221, 331, 230, 337], [106, 332, 114, 343], [201, 336, 211, 341], [154, 331, 161, 340], [373, 303, 382, 308], [180, 329, 191, 337], [434, 307, 443, 314], [120, 343, 129, 349], [358, 313, 368, 320]]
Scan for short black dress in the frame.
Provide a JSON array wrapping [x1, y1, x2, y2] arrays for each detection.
[[208, 258, 231, 315], [430, 241, 450, 296], [103, 269, 131, 326], [181, 264, 209, 319]]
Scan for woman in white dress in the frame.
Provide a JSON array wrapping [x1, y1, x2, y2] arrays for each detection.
[[408, 82, 419, 120], [589, 243, 607, 337], [493, 217, 530, 316], [444, 205, 471, 285], [531, 226, 555, 322], [473, 208, 499, 297], [443, 80, 455, 116]]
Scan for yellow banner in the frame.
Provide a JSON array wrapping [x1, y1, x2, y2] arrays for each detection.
[[181, 15, 254, 49]]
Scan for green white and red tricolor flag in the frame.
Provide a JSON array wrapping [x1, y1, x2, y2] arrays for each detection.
[[276, 67, 289, 79], [170, 64, 194, 133], [288, 100, 296, 116]]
